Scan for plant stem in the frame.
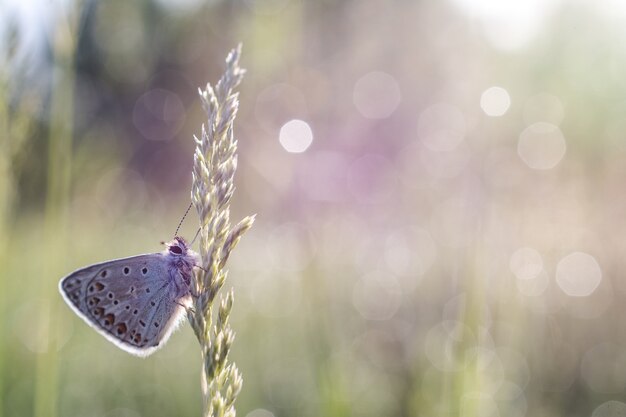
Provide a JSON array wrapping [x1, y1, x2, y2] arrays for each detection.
[[34, 9, 77, 417], [188, 45, 253, 417]]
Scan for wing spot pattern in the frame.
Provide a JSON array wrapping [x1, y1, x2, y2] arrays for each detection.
[[87, 297, 100, 307], [63, 254, 177, 350], [103, 313, 115, 327], [116, 323, 127, 335]]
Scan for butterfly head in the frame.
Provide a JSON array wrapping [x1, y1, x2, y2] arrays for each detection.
[[163, 236, 200, 272], [166, 237, 190, 256]]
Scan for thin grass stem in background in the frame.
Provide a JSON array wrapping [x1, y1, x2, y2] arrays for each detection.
[[187, 45, 254, 417], [0, 61, 11, 417], [34, 8, 79, 417]]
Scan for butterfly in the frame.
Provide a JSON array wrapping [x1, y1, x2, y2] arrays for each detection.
[[58, 237, 200, 357]]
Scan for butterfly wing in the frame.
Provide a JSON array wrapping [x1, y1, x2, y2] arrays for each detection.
[[59, 253, 189, 356]]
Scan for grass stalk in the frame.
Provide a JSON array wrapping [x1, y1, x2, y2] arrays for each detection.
[[33, 10, 77, 417], [187, 45, 254, 417], [0, 38, 40, 416], [0, 68, 10, 417]]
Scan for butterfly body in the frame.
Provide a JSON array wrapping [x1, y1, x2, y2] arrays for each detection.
[[59, 237, 199, 357]]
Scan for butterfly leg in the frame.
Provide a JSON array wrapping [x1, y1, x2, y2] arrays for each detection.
[[175, 300, 196, 315], [194, 265, 208, 274]]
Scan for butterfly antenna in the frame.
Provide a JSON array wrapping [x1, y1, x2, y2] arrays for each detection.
[[174, 202, 193, 237], [190, 227, 201, 246]]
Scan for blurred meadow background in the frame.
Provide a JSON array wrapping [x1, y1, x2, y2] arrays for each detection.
[[2, 0, 626, 416]]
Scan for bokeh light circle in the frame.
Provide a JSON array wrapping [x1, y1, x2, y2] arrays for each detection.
[[523, 93, 565, 125], [509, 247, 543, 280], [467, 347, 505, 395], [279, 119, 313, 153], [245, 409, 276, 417], [516, 271, 549, 297], [494, 381, 527, 417], [267, 222, 316, 272], [383, 235, 412, 276], [592, 401, 626, 417], [449, 0, 559, 51], [480, 86, 511, 116], [460, 392, 500, 417], [425, 321, 475, 371], [347, 154, 397, 204], [352, 270, 402, 321], [517, 122, 566, 169], [496, 347, 531, 389], [154, 0, 204, 14], [419, 143, 471, 179], [430, 197, 475, 248], [353, 71, 402, 119], [103, 409, 142, 417], [581, 343, 626, 393], [132, 88, 185, 141], [418, 103, 466, 151], [248, 272, 302, 318], [244, 0, 291, 15], [14, 297, 73, 353], [383, 228, 438, 289], [556, 252, 602, 297]]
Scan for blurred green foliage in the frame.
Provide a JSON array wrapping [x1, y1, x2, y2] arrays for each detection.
[[2, 1, 626, 417]]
